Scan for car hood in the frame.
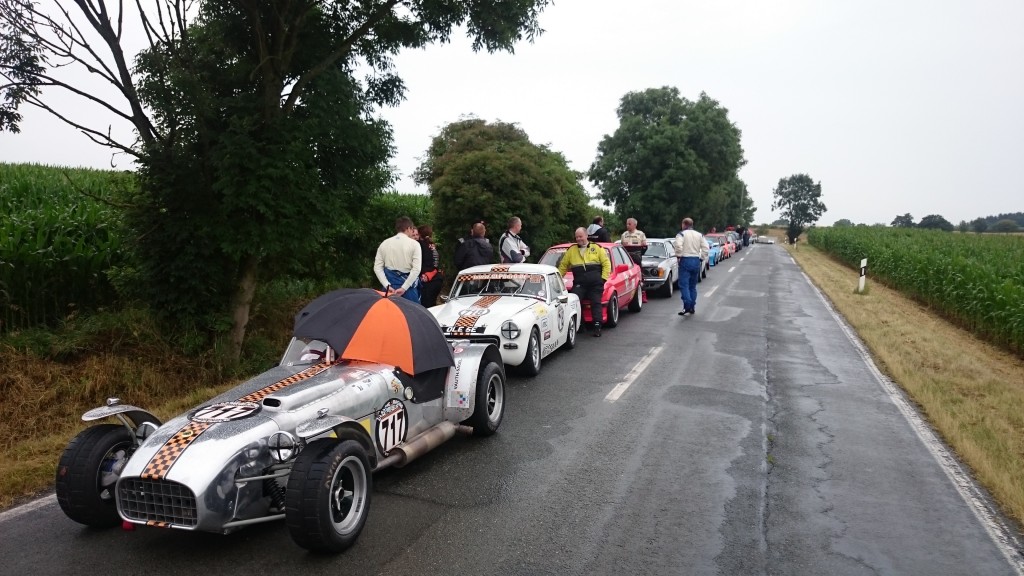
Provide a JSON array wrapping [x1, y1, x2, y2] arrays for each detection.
[[641, 256, 671, 266], [431, 296, 539, 334]]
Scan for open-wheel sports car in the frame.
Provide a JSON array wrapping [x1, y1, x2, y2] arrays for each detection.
[[429, 263, 581, 377], [55, 288, 505, 553], [538, 242, 643, 328]]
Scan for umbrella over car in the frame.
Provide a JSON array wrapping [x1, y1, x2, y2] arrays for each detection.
[[293, 288, 454, 375]]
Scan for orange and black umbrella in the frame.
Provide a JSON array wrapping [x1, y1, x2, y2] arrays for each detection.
[[293, 288, 454, 375]]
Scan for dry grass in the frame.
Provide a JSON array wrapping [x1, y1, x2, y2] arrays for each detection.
[[788, 242, 1024, 531]]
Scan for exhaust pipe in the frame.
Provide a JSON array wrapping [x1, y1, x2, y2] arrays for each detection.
[[374, 421, 473, 471]]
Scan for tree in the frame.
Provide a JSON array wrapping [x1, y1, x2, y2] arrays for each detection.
[[587, 87, 747, 237], [989, 219, 1020, 233], [414, 118, 590, 271], [891, 213, 915, 228], [770, 174, 826, 244], [918, 214, 954, 231], [833, 218, 854, 227], [971, 218, 989, 233], [957, 220, 969, 233], [1, 0, 549, 362]]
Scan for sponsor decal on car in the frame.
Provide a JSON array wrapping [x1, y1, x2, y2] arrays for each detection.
[[189, 401, 261, 423], [557, 306, 565, 332]]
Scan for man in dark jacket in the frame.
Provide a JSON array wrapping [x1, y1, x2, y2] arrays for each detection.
[[586, 216, 611, 243], [454, 221, 494, 271]]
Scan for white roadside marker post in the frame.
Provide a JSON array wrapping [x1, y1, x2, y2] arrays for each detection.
[[858, 258, 868, 293]]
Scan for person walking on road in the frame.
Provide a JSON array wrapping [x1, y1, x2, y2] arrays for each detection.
[[373, 216, 422, 302], [672, 217, 707, 316], [558, 227, 611, 337]]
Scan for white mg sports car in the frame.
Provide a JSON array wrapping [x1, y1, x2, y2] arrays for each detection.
[[430, 264, 581, 376]]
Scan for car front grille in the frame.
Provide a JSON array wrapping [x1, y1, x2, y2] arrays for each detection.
[[118, 477, 198, 527]]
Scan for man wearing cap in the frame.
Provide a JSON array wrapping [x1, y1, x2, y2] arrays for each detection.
[[373, 216, 422, 302]]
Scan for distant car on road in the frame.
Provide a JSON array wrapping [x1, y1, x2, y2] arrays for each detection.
[[637, 238, 678, 297]]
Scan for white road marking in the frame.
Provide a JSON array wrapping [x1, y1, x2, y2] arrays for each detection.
[[0, 494, 56, 524], [605, 346, 662, 402], [799, 270, 1024, 575], [704, 286, 718, 298], [728, 266, 736, 273]]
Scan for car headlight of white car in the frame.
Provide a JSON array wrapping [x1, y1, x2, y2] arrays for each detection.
[[501, 320, 521, 340]]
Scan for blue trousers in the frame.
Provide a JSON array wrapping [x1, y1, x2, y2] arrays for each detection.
[[678, 257, 701, 311], [384, 268, 420, 303]]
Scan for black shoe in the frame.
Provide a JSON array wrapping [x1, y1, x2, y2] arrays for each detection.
[[688, 308, 696, 315], [593, 324, 602, 337], [678, 310, 686, 316]]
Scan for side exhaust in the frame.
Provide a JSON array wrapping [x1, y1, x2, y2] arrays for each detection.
[[373, 421, 473, 471]]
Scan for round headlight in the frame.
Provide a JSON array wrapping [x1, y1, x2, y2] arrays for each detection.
[[268, 431, 299, 463], [501, 320, 521, 340]]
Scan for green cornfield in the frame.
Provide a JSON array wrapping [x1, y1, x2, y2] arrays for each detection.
[[0, 163, 133, 333], [808, 227, 1024, 354]]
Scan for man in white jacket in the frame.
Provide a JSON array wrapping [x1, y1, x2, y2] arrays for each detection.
[[672, 217, 708, 316]]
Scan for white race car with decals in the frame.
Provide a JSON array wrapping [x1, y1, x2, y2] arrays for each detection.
[[429, 263, 581, 376], [55, 291, 505, 554]]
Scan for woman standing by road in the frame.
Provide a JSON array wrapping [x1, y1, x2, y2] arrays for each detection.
[[417, 225, 444, 307]]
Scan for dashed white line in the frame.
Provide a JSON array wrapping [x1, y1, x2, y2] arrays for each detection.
[[704, 286, 718, 298], [728, 266, 736, 273], [605, 346, 662, 402]]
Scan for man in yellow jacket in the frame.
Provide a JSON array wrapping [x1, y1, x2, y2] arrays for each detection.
[[558, 227, 611, 336]]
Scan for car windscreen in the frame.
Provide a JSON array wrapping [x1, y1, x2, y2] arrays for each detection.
[[645, 242, 670, 258], [453, 272, 547, 299], [538, 249, 566, 268]]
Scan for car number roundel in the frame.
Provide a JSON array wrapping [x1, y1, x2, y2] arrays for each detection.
[[189, 401, 261, 423], [375, 399, 408, 456]]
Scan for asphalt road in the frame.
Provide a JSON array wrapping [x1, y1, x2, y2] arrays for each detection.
[[2, 244, 1022, 576]]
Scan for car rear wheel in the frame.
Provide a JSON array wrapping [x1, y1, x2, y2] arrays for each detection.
[[466, 360, 505, 436], [605, 294, 619, 327], [56, 424, 134, 528], [628, 287, 642, 313], [517, 327, 541, 377], [286, 438, 371, 553]]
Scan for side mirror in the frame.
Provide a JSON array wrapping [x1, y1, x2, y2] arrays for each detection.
[[615, 264, 630, 274], [558, 294, 569, 304]]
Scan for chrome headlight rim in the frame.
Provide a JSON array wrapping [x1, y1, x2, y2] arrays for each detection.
[[501, 320, 522, 340], [268, 431, 299, 463]]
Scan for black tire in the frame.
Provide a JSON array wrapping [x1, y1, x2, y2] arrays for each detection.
[[286, 439, 371, 553], [517, 327, 542, 376], [562, 317, 577, 350], [55, 424, 134, 528], [628, 287, 642, 313], [604, 294, 619, 327], [659, 273, 674, 298], [466, 360, 505, 436], [701, 262, 708, 279]]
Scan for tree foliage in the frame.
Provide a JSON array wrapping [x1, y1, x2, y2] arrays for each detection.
[[989, 219, 1021, 233], [415, 118, 590, 270], [833, 218, 854, 227], [891, 213, 915, 228], [1, 0, 549, 361], [770, 173, 826, 244], [971, 218, 989, 233], [918, 214, 954, 232], [588, 87, 748, 237]]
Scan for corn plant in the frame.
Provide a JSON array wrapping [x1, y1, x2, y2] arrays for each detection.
[[809, 227, 1024, 354], [0, 163, 132, 333]]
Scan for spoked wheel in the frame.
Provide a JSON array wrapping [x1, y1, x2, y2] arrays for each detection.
[[56, 424, 134, 528], [518, 328, 541, 377], [466, 360, 505, 436], [286, 439, 371, 553], [563, 317, 577, 350]]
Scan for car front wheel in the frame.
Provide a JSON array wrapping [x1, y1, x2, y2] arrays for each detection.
[[518, 327, 541, 377], [628, 287, 642, 313], [286, 439, 371, 553], [562, 317, 577, 350], [56, 424, 135, 528]]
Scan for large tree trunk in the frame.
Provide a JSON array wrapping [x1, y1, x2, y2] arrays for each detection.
[[227, 254, 260, 365]]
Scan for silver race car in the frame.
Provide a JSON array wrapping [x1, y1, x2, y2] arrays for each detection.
[[55, 289, 505, 553]]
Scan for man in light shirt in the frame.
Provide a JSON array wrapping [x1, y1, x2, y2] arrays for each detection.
[[672, 217, 708, 316], [373, 216, 422, 302]]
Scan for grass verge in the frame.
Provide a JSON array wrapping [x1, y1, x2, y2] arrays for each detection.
[[787, 240, 1024, 532]]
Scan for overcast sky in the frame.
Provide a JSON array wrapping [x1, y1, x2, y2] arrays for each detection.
[[2, 0, 1022, 226]]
